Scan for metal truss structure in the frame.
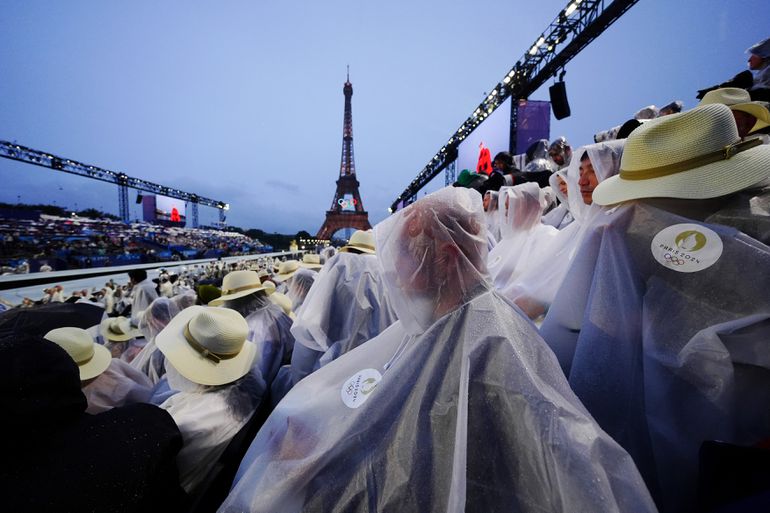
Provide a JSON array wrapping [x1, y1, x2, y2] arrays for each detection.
[[0, 140, 229, 226], [391, 0, 640, 212]]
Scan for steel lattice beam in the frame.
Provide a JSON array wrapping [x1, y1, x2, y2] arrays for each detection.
[[0, 140, 230, 221], [390, 0, 640, 212]]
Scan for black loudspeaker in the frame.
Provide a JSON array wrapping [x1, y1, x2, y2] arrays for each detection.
[[549, 81, 571, 120], [136, 193, 143, 204]]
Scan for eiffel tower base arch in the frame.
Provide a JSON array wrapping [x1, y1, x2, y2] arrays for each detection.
[[316, 211, 372, 241]]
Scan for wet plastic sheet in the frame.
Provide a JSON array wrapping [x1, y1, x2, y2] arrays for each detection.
[[539, 199, 770, 512], [220, 187, 655, 513]]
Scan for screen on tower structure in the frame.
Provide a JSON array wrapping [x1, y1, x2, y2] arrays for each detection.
[[155, 195, 186, 224], [338, 193, 358, 212]]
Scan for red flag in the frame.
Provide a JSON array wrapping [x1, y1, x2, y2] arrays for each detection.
[[477, 142, 492, 175]]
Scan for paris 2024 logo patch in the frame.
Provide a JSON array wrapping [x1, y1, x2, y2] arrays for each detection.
[[651, 223, 723, 273], [340, 369, 382, 409]]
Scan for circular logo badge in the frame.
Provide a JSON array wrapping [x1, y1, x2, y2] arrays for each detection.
[[340, 368, 382, 409], [651, 223, 723, 273]]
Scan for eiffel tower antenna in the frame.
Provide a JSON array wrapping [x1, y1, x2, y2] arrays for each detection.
[[316, 72, 372, 241]]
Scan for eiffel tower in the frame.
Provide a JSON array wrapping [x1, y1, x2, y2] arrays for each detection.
[[316, 69, 372, 241]]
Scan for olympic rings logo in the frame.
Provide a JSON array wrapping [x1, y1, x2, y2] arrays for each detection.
[[664, 253, 685, 265], [338, 198, 358, 209]]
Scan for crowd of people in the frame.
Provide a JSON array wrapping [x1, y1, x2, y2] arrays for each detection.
[[3, 36, 770, 513], [0, 214, 266, 274]]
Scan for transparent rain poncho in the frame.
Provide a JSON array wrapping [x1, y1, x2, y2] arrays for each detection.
[[161, 363, 265, 493], [223, 292, 295, 386], [542, 169, 574, 229], [289, 251, 397, 376], [83, 358, 153, 414], [286, 268, 316, 313], [130, 278, 159, 327], [219, 187, 656, 513], [131, 297, 181, 384], [504, 140, 625, 318], [487, 183, 559, 293], [483, 190, 501, 247], [537, 198, 770, 513]]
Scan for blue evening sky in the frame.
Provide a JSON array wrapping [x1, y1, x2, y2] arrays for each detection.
[[1, 0, 767, 233]]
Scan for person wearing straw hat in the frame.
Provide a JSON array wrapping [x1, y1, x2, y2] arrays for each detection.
[[211, 270, 294, 386], [538, 103, 770, 512], [45, 326, 153, 415], [221, 186, 656, 513], [300, 253, 323, 271], [338, 229, 377, 255], [100, 316, 143, 359], [1, 335, 186, 513], [699, 87, 770, 137], [155, 306, 264, 494]]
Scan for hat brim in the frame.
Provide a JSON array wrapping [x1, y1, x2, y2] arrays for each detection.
[[300, 263, 323, 270], [272, 269, 298, 282], [593, 143, 770, 205], [339, 245, 376, 254], [155, 305, 257, 386], [100, 318, 142, 342], [207, 284, 265, 306], [729, 103, 770, 133], [79, 343, 112, 381]]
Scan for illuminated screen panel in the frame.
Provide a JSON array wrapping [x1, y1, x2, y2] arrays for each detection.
[[456, 97, 511, 174], [155, 195, 186, 223]]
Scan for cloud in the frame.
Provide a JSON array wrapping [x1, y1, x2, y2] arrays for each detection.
[[265, 180, 300, 193]]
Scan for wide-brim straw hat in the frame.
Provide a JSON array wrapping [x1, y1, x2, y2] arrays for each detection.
[[155, 305, 256, 386], [593, 104, 770, 206], [339, 230, 376, 254], [300, 253, 323, 270], [45, 327, 111, 381], [262, 280, 276, 296], [273, 260, 300, 282], [699, 87, 770, 134], [269, 292, 295, 320], [208, 270, 265, 306], [100, 316, 142, 342]]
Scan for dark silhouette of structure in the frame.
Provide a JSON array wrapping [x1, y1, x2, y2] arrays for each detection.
[[316, 69, 371, 241]]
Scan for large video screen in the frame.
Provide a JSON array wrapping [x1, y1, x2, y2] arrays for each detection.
[[155, 195, 186, 223], [456, 97, 512, 174]]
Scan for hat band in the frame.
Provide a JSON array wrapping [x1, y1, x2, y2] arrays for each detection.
[[351, 242, 375, 251], [222, 283, 262, 296], [77, 352, 95, 366], [619, 138, 762, 181], [183, 322, 241, 364]]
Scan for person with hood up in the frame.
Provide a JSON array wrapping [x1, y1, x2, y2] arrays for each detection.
[[218, 186, 656, 513], [286, 230, 397, 389], [548, 136, 572, 170], [45, 326, 153, 414], [285, 267, 316, 314], [505, 139, 625, 320], [538, 103, 770, 512], [0, 335, 185, 513], [541, 168, 574, 229], [155, 306, 265, 494], [131, 296, 182, 384], [487, 183, 559, 293], [210, 270, 295, 386], [747, 36, 770, 94]]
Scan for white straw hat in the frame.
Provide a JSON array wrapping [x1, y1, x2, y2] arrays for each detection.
[[300, 253, 323, 270], [269, 292, 295, 320], [155, 305, 257, 386], [208, 270, 265, 306], [699, 87, 770, 134], [339, 230, 376, 254], [593, 104, 770, 206], [262, 280, 276, 296], [273, 260, 300, 282], [100, 316, 142, 342], [45, 327, 112, 381]]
